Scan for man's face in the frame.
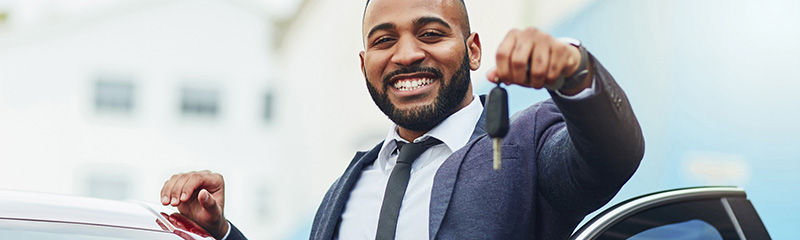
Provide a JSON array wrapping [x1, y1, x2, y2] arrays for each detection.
[[361, 0, 481, 132]]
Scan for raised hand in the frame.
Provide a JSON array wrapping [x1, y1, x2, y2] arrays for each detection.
[[487, 27, 590, 95]]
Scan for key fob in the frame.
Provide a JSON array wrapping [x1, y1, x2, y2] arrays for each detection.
[[486, 84, 509, 138]]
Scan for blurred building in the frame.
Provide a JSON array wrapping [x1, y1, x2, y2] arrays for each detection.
[[0, 0, 294, 239]]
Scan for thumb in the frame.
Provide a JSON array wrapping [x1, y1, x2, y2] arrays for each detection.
[[486, 68, 499, 83], [198, 189, 217, 210]]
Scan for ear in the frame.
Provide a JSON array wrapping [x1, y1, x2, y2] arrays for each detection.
[[466, 32, 482, 70], [359, 50, 367, 78]]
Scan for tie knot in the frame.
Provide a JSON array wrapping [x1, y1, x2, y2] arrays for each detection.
[[395, 137, 442, 164]]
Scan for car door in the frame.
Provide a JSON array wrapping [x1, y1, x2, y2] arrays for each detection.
[[570, 186, 771, 240]]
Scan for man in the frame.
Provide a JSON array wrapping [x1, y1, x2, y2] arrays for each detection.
[[160, 0, 644, 239]]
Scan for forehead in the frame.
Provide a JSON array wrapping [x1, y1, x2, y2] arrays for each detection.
[[363, 0, 463, 36]]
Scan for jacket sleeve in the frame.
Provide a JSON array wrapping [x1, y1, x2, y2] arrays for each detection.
[[534, 51, 645, 217], [223, 222, 248, 240]]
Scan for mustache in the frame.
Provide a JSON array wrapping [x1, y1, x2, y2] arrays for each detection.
[[382, 66, 444, 85]]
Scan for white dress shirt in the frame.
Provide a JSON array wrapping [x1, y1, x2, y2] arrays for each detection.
[[337, 94, 484, 240]]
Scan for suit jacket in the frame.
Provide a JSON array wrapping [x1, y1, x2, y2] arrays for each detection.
[[308, 53, 645, 239], [227, 53, 644, 240]]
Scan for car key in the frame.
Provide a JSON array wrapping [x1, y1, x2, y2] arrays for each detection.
[[486, 81, 509, 170]]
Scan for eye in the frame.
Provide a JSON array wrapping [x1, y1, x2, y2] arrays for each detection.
[[419, 31, 443, 38], [418, 30, 445, 43], [372, 36, 395, 47]]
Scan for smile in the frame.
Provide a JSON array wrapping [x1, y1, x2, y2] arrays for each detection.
[[393, 78, 434, 91]]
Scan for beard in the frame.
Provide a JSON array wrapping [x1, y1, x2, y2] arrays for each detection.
[[366, 54, 471, 132]]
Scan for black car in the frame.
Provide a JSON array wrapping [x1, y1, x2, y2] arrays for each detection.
[[571, 186, 771, 240]]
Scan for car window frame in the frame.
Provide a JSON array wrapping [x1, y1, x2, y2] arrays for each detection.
[[570, 186, 771, 240]]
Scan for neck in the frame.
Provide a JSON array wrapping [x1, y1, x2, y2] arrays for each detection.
[[397, 93, 474, 142], [397, 128, 427, 143]]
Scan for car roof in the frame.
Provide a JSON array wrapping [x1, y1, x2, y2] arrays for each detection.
[[0, 189, 169, 232]]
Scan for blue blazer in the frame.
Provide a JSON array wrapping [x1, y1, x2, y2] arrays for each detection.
[[309, 54, 644, 239], [228, 53, 645, 240]]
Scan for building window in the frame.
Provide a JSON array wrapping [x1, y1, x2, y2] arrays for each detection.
[[95, 79, 134, 112], [263, 91, 274, 122], [255, 185, 271, 222], [180, 86, 220, 117], [86, 174, 130, 200]]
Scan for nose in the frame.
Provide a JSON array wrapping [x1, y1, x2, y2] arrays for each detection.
[[390, 36, 425, 66]]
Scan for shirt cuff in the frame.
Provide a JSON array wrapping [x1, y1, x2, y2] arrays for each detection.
[[219, 221, 232, 240], [554, 75, 596, 100]]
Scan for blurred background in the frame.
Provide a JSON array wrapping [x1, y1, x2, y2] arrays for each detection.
[[0, 0, 797, 239]]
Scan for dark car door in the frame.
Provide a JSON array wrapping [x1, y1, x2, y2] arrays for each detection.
[[570, 186, 770, 240]]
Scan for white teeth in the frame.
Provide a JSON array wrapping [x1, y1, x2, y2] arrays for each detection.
[[394, 78, 433, 91]]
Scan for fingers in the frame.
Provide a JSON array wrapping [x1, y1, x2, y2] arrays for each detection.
[[546, 44, 569, 81], [487, 68, 499, 83], [164, 173, 191, 206], [161, 174, 182, 205], [161, 170, 227, 239], [161, 170, 221, 207], [491, 27, 579, 89], [528, 40, 551, 88], [198, 189, 217, 209], [509, 33, 533, 86], [494, 29, 517, 85], [193, 190, 228, 240]]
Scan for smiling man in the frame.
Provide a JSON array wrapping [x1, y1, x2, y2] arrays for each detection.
[[160, 0, 644, 239]]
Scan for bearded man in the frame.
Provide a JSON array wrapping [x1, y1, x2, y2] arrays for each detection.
[[160, 0, 644, 239]]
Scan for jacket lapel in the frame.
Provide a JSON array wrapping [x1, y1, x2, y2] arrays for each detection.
[[322, 96, 488, 239], [428, 96, 487, 239], [317, 142, 383, 240]]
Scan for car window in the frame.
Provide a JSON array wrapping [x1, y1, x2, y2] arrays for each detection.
[[596, 199, 740, 239], [572, 187, 770, 240], [628, 219, 723, 240]]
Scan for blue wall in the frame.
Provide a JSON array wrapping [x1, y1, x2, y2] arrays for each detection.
[[480, 0, 799, 238]]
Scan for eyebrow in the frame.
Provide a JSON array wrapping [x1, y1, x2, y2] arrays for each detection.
[[366, 16, 452, 40], [367, 23, 396, 40], [414, 16, 451, 30]]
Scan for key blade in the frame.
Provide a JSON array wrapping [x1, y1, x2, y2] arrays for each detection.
[[493, 138, 501, 170]]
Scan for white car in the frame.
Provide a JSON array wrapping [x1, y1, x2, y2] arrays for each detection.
[[0, 189, 214, 240]]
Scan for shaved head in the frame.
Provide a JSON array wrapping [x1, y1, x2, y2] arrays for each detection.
[[364, 0, 471, 38]]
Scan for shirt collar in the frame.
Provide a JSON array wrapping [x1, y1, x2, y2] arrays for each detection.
[[377, 95, 484, 167]]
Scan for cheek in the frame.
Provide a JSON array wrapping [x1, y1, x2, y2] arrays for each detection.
[[364, 54, 389, 80], [429, 48, 465, 76]]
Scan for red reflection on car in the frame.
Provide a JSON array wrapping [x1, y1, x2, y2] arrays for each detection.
[[161, 212, 214, 239]]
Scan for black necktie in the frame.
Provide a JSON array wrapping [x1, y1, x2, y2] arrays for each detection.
[[375, 137, 443, 240]]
